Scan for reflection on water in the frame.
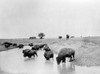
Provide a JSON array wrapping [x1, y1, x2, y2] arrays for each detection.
[[24, 57, 36, 61], [0, 46, 100, 74], [57, 63, 75, 74]]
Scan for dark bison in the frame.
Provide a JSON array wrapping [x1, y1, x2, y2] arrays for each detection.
[[66, 34, 70, 39], [58, 36, 62, 39], [17, 44, 24, 49], [44, 50, 54, 60], [43, 44, 51, 51], [28, 43, 34, 47], [29, 36, 36, 39], [31, 45, 40, 51], [2, 42, 12, 45], [23, 49, 38, 58], [31, 44, 48, 51], [56, 48, 75, 65], [2, 42, 13, 48], [38, 44, 47, 49], [12, 43, 17, 47]]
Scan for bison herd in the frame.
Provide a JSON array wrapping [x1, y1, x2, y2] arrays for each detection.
[[22, 43, 54, 61], [1, 42, 75, 65], [1, 42, 24, 49]]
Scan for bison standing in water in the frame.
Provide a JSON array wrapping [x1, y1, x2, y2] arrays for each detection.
[[12, 43, 17, 47], [43, 44, 54, 60], [17, 44, 24, 49], [43, 44, 51, 51], [56, 48, 75, 65], [38, 44, 47, 49], [44, 50, 54, 60], [31, 44, 47, 51], [31, 45, 40, 51], [28, 43, 34, 47], [23, 49, 38, 58]]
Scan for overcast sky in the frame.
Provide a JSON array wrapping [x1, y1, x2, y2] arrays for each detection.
[[0, 0, 100, 38]]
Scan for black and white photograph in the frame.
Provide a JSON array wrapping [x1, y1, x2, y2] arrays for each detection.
[[0, 0, 100, 74]]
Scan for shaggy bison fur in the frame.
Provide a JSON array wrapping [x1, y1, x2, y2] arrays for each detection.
[[44, 50, 54, 60], [18, 44, 24, 49], [23, 49, 38, 58], [56, 48, 75, 65]]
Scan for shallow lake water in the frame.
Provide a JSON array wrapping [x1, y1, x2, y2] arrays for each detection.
[[0, 46, 100, 74]]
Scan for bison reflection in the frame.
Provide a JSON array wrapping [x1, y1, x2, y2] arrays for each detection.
[[57, 63, 75, 74], [56, 48, 75, 65]]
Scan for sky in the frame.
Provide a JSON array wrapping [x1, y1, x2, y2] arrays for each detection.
[[0, 0, 100, 38]]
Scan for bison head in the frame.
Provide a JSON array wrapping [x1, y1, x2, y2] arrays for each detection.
[[56, 57, 61, 65]]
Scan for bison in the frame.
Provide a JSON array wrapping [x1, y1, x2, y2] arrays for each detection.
[[28, 43, 34, 47], [23, 49, 38, 58], [44, 50, 54, 60], [31, 45, 40, 51], [2, 42, 13, 48], [17, 44, 24, 49], [38, 44, 47, 49], [56, 48, 75, 65], [43, 44, 51, 51], [12, 43, 17, 47]]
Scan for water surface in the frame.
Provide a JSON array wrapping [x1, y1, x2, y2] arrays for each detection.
[[0, 46, 100, 74]]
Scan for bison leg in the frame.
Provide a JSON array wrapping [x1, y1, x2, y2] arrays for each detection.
[[32, 54, 35, 58], [23, 55, 26, 57], [72, 53, 75, 60], [62, 58, 66, 63], [46, 57, 49, 60], [69, 55, 73, 62], [51, 54, 54, 58], [35, 52, 38, 57], [28, 55, 32, 58]]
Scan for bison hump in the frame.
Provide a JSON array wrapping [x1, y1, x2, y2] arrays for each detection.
[[59, 48, 75, 55], [44, 51, 53, 56]]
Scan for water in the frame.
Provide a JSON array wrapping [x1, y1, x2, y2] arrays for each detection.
[[0, 46, 100, 74]]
